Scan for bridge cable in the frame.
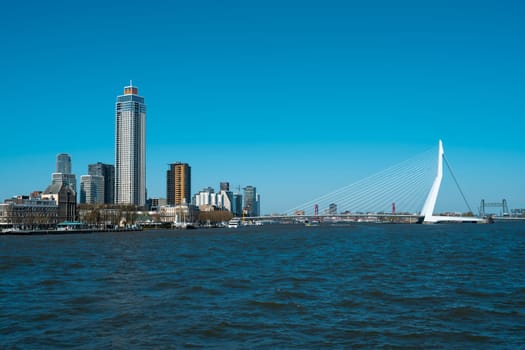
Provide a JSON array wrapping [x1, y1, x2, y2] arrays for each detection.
[[286, 146, 437, 215], [443, 155, 474, 214]]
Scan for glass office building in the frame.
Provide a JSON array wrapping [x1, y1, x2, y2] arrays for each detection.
[[88, 162, 115, 204], [80, 175, 105, 204], [56, 153, 72, 174]]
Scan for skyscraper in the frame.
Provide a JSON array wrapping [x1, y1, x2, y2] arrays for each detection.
[[51, 153, 76, 193], [243, 186, 257, 217], [167, 162, 191, 205], [88, 162, 115, 204], [232, 193, 243, 217], [56, 153, 71, 174], [115, 83, 146, 206], [80, 175, 105, 204]]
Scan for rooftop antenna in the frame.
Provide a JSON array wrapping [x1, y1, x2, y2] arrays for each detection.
[[130, 79, 133, 87]]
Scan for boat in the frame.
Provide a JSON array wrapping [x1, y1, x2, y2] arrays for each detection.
[[304, 219, 320, 227], [227, 218, 241, 228]]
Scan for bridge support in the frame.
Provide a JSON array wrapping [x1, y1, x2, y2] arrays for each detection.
[[419, 140, 486, 224]]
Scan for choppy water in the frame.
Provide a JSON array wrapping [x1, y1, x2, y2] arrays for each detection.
[[1, 222, 525, 349]]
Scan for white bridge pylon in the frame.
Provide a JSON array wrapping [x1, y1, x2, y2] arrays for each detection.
[[420, 140, 484, 224]]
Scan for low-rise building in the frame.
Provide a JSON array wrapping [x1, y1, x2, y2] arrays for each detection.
[[1, 196, 58, 230], [159, 203, 195, 224]]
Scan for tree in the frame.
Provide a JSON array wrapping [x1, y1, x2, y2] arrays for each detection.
[[196, 211, 233, 225]]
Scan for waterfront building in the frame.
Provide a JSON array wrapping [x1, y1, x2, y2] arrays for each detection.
[[167, 162, 191, 206], [42, 183, 77, 222], [194, 187, 216, 207], [80, 175, 105, 204], [193, 186, 233, 212], [243, 186, 257, 217], [56, 153, 72, 174], [232, 193, 243, 217], [159, 203, 193, 224], [511, 209, 525, 217], [216, 190, 233, 212], [220, 182, 230, 191], [115, 83, 146, 206], [88, 162, 115, 204], [0, 196, 58, 230]]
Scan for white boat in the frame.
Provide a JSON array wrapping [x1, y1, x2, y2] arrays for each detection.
[[227, 218, 241, 228]]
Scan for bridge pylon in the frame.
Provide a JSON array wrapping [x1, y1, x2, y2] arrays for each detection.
[[419, 140, 485, 224]]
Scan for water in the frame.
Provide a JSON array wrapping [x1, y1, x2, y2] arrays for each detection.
[[1, 222, 525, 349]]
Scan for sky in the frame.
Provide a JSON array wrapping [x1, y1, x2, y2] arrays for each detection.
[[0, 0, 524, 215]]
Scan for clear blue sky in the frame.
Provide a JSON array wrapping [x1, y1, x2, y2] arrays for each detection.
[[1, 0, 524, 214]]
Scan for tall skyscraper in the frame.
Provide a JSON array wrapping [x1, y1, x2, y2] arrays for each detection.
[[80, 175, 105, 204], [56, 153, 72, 174], [88, 162, 115, 204], [167, 162, 191, 205], [243, 186, 257, 216], [115, 83, 146, 206]]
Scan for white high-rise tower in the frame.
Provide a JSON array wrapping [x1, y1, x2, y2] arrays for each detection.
[[115, 83, 146, 206]]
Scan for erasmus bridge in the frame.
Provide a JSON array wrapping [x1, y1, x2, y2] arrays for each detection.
[[248, 140, 487, 224]]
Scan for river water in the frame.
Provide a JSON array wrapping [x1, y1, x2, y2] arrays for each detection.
[[1, 222, 525, 349]]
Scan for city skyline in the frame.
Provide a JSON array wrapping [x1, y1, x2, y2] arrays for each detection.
[[0, 1, 524, 214]]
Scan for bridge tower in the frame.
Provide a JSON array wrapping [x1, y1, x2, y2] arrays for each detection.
[[420, 140, 485, 224], [420, 140, 444, 223]]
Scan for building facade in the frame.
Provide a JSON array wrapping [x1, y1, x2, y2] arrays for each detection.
[[243, 186, 258, 217], [159, 204, 193, 224], [42, 183, 77, 222], [56, 153, 72, 174], [80, 175, 105, 204], [167, 162, 191, 206], [52, 173, 77, 193], [1, 196, 58, 230], [232, 193, 243, 217], [115, 84, 146, 206], [52, 153, 77, 193], [147, 197, 167, 211], [216, 190, 233, 212], [194, 187, 216, 207], [88, 162, 115, 204]]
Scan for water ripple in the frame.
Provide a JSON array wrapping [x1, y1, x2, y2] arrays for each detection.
[[1, 223, 525, 348]]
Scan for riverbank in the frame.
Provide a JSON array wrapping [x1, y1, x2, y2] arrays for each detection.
[[1, 227, 143, 235]]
